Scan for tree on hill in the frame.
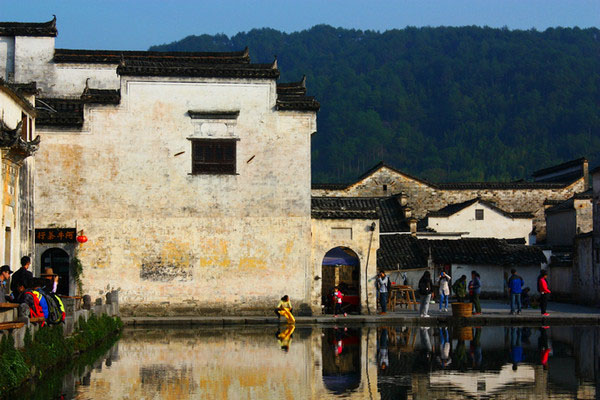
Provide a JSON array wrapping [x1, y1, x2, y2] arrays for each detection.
[[151, 25, 600, 183]]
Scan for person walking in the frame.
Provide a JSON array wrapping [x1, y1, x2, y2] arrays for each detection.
[[437, 271, 452, 312], [507, 268, 524, 315], [538, 270, 551, 316], [376, 271, 391, 315], [469, 271, 482, 315], [418, 271, 433, 317], [452, 275, 468, 302]]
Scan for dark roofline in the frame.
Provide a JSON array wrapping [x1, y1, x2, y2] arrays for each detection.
[[0, 16, 57, 37], [0, 79, 36, 115], [116, 59, 279, 79], [532, 157, 587, 177], [591, 166, 600, 175], [54, 47, 250, 64], [313, 161, 582, 192]]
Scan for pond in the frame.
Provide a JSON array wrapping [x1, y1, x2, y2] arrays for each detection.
[[40, 324, 600, 399]]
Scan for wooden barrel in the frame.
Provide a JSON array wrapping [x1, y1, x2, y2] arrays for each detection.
[[451, 302, 472, 318], [454, 326, 473, 341]]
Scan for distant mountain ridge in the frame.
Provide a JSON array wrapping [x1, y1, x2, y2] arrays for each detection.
[[150, 25, 600, 183]]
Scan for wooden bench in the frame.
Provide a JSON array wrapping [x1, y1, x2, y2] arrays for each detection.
[[389, 286, 418, 311], [0, 302, 19, 309], [30, 316, 46, 324], [0, 321, 25, 330]]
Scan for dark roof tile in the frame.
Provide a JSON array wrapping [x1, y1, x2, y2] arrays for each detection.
[[116, 59, 279, 79], [532, 157, 587, 177], [378, 236, 547, 270], [54, 48, 250, 64], [428, 198, 534, 219], [0, 17, 57, 37], [276, 77, 320, 111], [36, 98, 84, 128]]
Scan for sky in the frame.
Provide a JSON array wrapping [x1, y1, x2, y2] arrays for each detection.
[[1, 0, 598, 50]]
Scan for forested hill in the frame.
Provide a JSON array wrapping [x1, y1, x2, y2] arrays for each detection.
[[150, 25, 600, 183]]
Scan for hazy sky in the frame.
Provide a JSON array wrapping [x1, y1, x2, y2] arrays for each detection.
[[1, 0, 598, 50]]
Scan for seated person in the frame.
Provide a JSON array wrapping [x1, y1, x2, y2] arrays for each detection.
[[41, 267, 59, 293]]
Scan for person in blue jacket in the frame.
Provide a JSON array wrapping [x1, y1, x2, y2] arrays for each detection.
[[507, 269, 524, 315]]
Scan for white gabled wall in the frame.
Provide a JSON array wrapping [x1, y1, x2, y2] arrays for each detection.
[[427, 202, 533, 243]]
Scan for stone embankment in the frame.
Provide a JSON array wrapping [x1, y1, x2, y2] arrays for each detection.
[[0, 290, 120, 348]]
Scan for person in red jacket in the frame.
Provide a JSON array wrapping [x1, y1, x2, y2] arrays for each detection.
[[538, 270, 551, 316]]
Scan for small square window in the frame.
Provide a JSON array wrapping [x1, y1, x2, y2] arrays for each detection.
[[475, 209, 484, 220], [383, 184, 387, 192], [190, 139, 236, 175]]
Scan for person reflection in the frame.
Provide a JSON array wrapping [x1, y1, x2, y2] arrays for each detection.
[[538, 326, 551, 370], [470, 327, 482, 369], [437, 327, 452, 368], [419, 327, 433, 371], [510, 327, 523, 371], [276, 324, 295, 352], [378, 328, 389, 370]]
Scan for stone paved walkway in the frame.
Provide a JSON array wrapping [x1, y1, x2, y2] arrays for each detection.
[[122, 300, 600, 327]]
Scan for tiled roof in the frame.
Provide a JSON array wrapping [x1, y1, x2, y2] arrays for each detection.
[[54, 48, 251, 64], [532, 157, 587, 177], [311, 197, 379, 220], [428, 198, 534, 219], [116, 59, 279, 79], [80, 88, 121, 105], [378, 235, 429, 269], [312, 160, 579, 191], [0, 120, 40, 158], [546, 191, 592, 215], [276, 77, 320, 111], [0, 79, 36, 113], [377, 236, 547, 270], [36, 98, 84, 128], [430, 238, 547, 266], [311, 196, 410, 232], [434, 181, 574, 190], [0, 16, 57, 37], [11, 82, 38, 95]]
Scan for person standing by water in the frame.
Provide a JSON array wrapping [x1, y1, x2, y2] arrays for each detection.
[[418, 271, 433, 317], [469, 271, 482, 315], [452, 275, 468, 302], [538, 270, 551, 316], [437, 271, 451, 312], [507, 268, 524, 315], [376, 271, 391, 315]]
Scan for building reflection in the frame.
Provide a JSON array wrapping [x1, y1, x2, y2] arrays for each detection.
[[61, 325, 598, 400]]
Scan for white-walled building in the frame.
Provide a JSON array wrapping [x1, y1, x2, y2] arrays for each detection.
[[425, 198, 534, 244], [0, 79, 39, 269], [0, 18, 336, 315]]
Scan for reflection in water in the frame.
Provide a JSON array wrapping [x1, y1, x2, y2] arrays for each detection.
[[64, 325, 599, 399], [322, 327, 361, 395]]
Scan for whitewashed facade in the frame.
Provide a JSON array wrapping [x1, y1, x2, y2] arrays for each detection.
[[1, 18, 324, 315], [426, 199, 534, 244]]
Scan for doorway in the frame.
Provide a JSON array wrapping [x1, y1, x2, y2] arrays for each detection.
[[321, 247, 360, 314], [41, 248, 70, 295]]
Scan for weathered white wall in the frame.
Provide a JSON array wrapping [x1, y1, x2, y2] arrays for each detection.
[[452, 263, 540, 295], [0, 86, 36, 270], [35, 76, 315, 315], [427, 202, 533, 243], [311, 218, 379, 314], [0, 36, 15, 80], [13, 36, 56, 92]]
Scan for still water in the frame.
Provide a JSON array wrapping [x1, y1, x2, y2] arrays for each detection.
[[61, 324, 599, 399]]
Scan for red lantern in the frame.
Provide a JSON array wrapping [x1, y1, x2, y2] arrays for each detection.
[[76, 235, 88, 243]]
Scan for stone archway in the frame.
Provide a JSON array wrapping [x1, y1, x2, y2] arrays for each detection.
[[321, 247, 360, 314], [41, 247, 70, 295]]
